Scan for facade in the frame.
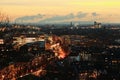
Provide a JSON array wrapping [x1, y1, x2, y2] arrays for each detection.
[[94, 21, 102, 28], [0, 39, 4, 44], [13, 34, 45, 45], [12, 34, 45, 50]]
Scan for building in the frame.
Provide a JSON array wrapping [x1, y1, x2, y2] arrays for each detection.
[[12, 34, 45, 50], [0, 39, 4, 44], [94, 21, 102, 28], [13, 34, 45, 45]]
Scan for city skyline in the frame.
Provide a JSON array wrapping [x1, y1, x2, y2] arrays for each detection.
[[0, 0, 120, 23]]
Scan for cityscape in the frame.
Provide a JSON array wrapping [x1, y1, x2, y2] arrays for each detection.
[[0, 0, 120, 80], [0, 21, 120, 80]]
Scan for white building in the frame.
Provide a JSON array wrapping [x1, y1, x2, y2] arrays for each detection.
[[13, 34, 45, 45]]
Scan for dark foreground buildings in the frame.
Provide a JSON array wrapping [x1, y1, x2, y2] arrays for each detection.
[[0, 23, 120, 80]]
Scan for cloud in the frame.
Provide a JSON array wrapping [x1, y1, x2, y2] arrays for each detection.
[[40, 13, 74, 22], [41, 12, 88, 22], [91, 12, 100, 16], [15, 14, 45, 23], [76, 12, 88, 18], [14, 12, 101, 24], [15, 13, 75, 23]]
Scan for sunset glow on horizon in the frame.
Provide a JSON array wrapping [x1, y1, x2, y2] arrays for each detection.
[[0, 0, 120, 23]]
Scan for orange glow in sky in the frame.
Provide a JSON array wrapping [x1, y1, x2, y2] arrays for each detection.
[[0, 0, 120, 22]]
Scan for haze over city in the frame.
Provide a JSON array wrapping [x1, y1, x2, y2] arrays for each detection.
[[0, 0, 120, 80], [0, 0, 120, 23]]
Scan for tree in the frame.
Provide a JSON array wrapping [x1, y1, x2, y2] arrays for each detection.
[[0, 11, 9, 27]]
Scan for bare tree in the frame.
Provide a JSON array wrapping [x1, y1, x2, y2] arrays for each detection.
[[0, 11, 10, 26]]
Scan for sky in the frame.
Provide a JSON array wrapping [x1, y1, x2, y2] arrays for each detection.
[[0, 0, 120, 23]]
